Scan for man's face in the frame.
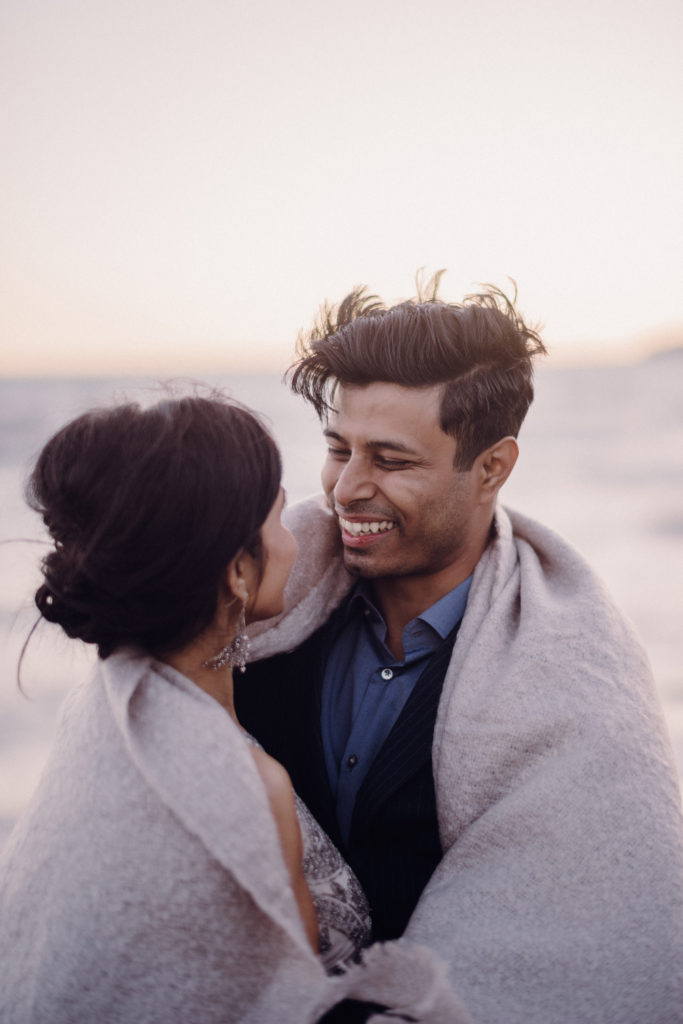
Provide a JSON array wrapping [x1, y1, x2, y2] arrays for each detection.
[[321, 382, 482, 582]]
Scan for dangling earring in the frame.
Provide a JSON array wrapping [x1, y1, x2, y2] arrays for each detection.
[[202, 597, 250, 672]]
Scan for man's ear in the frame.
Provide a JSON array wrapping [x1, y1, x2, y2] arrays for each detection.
[[477, 436, 518, 497]]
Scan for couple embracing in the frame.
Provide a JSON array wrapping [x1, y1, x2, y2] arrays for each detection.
[[1, 282, 682, 1024]]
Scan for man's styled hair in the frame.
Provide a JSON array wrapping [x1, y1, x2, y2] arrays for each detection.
[[289, 274, 547, 470]]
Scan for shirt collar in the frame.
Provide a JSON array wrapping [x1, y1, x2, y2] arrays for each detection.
[[418, 576, 472, 639], [346, 576, 472, 641]]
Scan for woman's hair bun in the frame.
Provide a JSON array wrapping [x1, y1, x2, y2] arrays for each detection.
[[27, 393, 281, 659], [35, 582, 94, 643], [33, 545, 121, 654]]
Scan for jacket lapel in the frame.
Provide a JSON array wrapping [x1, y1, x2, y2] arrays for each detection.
[[287, 619, 346, 848], [304, 634, 342, 844]]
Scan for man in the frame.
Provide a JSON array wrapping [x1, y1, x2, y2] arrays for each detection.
[[236, 281, 683, 1023]]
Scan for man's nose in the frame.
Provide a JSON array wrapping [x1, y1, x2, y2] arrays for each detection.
[[333, 455, 376, 507]]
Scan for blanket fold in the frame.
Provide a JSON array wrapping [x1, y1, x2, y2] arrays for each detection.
[[103, 650, 310, 949]]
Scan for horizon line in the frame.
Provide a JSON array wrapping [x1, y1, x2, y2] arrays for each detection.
[[2, 343, 682, 380]]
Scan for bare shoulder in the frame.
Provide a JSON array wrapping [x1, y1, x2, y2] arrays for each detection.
[[249, 746, 296, 809], [248, 745, 303, 864], [247, 743, 318, 950]]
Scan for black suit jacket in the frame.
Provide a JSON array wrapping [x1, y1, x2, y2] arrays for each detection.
[[235, 611, 460, 941]]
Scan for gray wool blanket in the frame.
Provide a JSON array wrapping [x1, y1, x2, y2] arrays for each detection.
[[248, 496, 683, 1024], [0, 648, 471, 1023]]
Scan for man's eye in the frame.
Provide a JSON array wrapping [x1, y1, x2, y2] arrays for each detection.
[[327, 447, 350, 459], [376, 457, 410, 469]]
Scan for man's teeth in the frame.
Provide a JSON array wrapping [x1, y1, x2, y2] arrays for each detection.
[[339, 517, 395, 536]]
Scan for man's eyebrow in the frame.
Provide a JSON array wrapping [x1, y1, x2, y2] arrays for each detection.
[[323, 428, 421, 456]]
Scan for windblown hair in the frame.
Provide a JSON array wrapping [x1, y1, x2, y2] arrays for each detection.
[[26, 393, 281, 660], [290, 274, 547, 469]]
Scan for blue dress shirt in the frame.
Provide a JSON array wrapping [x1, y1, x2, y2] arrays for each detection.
[[321, 576, 472, 844]]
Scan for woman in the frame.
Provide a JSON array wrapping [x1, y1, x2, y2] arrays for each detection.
[[0, 394, 358, 1021], [0, 392, 469, 1024]]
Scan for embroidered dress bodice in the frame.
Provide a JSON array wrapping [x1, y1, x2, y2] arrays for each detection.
[[243, 732, 371, 972]]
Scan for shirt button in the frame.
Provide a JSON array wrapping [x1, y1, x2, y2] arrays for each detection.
[[380, 668, 394, 681], [346, 754, 358, 769]]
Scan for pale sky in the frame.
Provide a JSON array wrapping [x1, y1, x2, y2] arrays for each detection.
[[1, 0, 682, 375]]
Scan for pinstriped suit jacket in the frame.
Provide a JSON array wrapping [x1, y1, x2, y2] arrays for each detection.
[[235, 612, 461, 941]]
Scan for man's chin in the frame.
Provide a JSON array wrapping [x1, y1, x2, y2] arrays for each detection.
[[341, 548, 383, 579]]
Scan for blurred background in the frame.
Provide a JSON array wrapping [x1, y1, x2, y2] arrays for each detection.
[[1, 0, 682, 842]]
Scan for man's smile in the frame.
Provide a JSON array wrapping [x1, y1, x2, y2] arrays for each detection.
[[338, 515, 397, 537]]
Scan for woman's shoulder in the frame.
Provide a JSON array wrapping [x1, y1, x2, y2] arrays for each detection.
[[248, 744, 297, 810]]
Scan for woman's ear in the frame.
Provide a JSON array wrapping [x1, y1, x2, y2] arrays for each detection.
[[225, 553, 250, 605]]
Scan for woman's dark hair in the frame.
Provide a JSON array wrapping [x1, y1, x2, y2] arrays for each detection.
[[25, 393, 281, 660], [290, 275, 547, 470]]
